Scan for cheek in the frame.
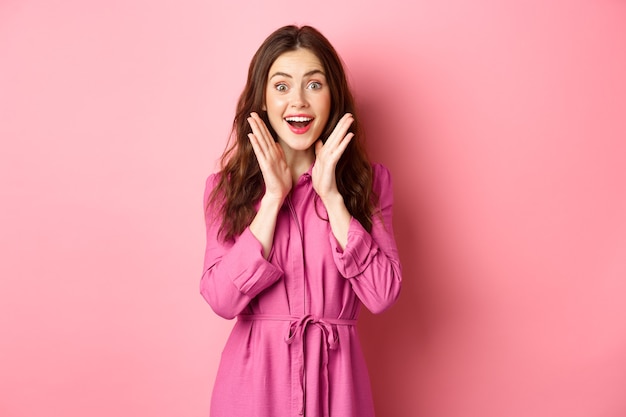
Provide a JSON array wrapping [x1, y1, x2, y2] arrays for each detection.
[[265, 95, 285, 114], [319, 97, 332, 124], [320, 94, 331, 118], [264, 99, 284, 132]]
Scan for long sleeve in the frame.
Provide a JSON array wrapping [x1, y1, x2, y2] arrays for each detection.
[[330, 164, 402, 313], [199, 174, 283, 319]]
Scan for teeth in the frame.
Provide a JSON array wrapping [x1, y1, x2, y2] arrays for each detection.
[[285, 116, 312, 122]]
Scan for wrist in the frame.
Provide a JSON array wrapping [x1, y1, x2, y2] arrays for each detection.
[[319, 190, 345, 209], [260, 193, 285, 210]]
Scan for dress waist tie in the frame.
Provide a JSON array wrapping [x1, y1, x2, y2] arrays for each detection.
[[238, 314, 357, 417]]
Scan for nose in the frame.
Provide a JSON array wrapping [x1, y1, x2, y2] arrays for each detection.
[[290, 88, 308, 108]]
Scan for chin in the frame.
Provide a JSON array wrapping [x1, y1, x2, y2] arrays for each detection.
[[283, 140, 317, 152], [277, 132, 317, 149]]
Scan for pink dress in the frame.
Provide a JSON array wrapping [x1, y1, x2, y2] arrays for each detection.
[[200, 163, 402, 417]]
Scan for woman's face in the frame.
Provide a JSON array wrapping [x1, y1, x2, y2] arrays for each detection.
[[264, 48, 331, 156]]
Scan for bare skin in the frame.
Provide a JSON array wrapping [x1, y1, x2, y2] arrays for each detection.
[[246, 49, 354, 258], [247, 112, 354, 258]]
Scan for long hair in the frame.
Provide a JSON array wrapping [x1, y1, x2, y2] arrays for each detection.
[[209, 25, 377, 241]]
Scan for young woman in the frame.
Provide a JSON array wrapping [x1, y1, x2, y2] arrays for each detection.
[[200, 25, 402, 417]]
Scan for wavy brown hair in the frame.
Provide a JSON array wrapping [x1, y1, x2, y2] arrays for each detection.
[[209, 25, 378, 242]]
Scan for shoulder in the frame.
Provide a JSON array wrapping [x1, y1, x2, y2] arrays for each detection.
[[371, 163, 394, 209], [371, 163, 393, 192], [205, 172, 221, 189], [203, 172, 224, 204]]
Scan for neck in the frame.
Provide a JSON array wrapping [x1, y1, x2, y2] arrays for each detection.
[[281, 146, 315, 183]]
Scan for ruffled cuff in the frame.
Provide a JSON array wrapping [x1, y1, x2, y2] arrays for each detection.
[[223, 227, 283, 298], [331, 217, 379, 278]]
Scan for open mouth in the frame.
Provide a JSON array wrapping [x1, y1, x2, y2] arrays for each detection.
[[285, 116, 313, 129]]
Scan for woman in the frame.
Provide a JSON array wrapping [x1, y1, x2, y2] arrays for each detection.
[[201, 25, 402, 417]]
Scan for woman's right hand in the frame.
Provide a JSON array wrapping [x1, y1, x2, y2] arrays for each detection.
[[247, 112, 292, 203], [247, 112, 291, 258]]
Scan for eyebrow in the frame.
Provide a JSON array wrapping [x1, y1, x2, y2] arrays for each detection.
[[269, 69, 326, 80]]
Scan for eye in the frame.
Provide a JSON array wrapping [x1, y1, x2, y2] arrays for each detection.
[[275, 83, 288, 92], [308, 81, 322, 90]]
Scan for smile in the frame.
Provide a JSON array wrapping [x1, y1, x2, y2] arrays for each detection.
[[285, 116, 313, 134]]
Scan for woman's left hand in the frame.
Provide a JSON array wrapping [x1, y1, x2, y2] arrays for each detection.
[[312, 113, 354, 202]]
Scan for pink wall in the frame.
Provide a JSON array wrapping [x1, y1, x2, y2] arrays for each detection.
[[1, 1, 625, 416]]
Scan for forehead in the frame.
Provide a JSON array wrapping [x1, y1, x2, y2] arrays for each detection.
[[268, 48, 324, 76]]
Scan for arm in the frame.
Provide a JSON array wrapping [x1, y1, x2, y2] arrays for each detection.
[[331, 164, 402, 314], [199, 175, 284, 319], [312, 113, 354, 248], [200, 113, 291, 319], [247, 112, 292, 257]]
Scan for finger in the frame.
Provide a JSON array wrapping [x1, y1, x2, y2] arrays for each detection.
[[323, 133, 354, 165], [333, 132, 354, 157], [325, 113, 354, 148], [336, 113, 354, 131], [248, 132, 267, 161], [247, 114, 267, 143], [247, 116, 273, 158], [320, 115, 354, 157], [249, 116, 287, 171], [249, 112, 275, 147]]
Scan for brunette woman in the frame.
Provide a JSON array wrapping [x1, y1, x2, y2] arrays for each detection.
[[201, 25, 402, 417]]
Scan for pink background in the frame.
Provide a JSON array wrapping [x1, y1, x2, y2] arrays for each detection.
[[1, 1, 625, 416]]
